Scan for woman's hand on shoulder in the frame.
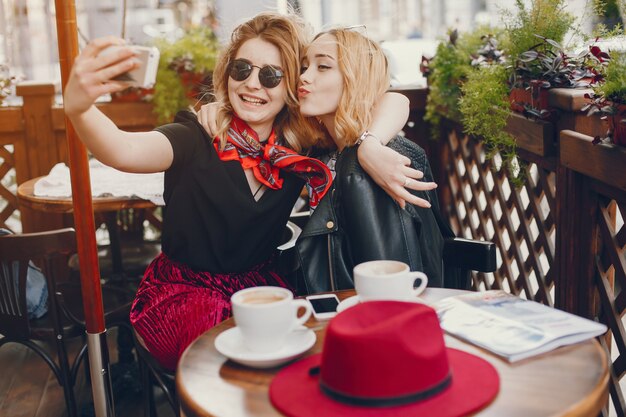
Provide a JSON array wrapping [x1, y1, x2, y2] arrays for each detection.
[[64, 36, 138, 117], [357, 138, 437, 209], [198, 102, 219, 137]]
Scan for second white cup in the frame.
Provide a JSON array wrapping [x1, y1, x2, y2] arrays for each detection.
[[354, 260, 428, 301], [231, 286, 312, 353]]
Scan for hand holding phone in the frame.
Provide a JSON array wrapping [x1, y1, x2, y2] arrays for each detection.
[[306, 294, 340, 320], [98, 45, 160, 89]]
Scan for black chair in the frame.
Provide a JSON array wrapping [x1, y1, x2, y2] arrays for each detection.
[[133, 329, 179, 417], [442, 237, 497, 289], [69, 208, 161, 284], [0, 228, 134, 417], [287, 209, 497, 291], [98, 208, 161, 279]]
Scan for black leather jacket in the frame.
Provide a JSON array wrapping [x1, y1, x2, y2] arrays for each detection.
[[294, 136, 444, 295]]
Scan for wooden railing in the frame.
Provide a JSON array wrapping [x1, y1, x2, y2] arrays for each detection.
[[1, 82, 624, 415], [400, 87, 625, 417]]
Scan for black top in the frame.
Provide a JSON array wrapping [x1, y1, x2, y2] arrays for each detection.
[[156, 111, 304, 273]]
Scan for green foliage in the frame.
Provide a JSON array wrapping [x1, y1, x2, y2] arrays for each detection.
[[424, 26, 504, 134], [596, 51, 626, 103], [152, 27, 219, 124], [424, 37, 470, 130], [502, 0, 574, 60], [459, 65, 521, 182]]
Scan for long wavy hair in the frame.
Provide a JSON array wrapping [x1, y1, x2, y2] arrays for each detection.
[[212, 12, 321, 152], [313, 29, 390, 147]]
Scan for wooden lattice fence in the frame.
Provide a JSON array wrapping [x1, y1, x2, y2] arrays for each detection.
[[402, 86, 625, 416]]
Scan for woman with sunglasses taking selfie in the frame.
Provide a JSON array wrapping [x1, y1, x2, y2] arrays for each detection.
[[63, 12, 427, 371]]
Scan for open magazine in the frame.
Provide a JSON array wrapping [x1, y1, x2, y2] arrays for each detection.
[[435, 290, 607, 362]]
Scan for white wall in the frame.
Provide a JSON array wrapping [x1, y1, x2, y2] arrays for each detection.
[[214, 0, 279, 42]]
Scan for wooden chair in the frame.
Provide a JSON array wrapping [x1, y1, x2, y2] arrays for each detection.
[[0, 228, 135, 417]]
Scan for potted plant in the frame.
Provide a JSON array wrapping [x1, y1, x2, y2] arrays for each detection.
[[458, 0, 584, 181], [152, 26, 219, 123], [583, 51, 626, 147], [458, 39, 518, 178], [508, 35, 607, 119], [422, 28, 491, 134]]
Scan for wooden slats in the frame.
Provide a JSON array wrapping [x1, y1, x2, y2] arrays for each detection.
[[439, 123, 558, 305], [506, 111, 555, 157], [561, 130, 626, 193]]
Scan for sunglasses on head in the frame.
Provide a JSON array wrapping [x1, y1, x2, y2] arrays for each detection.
[[228, 59, 284, 88]]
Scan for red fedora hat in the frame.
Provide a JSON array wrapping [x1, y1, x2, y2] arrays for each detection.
[[270, 301, 499, 417]]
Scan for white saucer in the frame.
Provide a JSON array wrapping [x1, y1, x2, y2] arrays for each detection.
[[214, 326, 316, 369], [337, 295, 428, 313]]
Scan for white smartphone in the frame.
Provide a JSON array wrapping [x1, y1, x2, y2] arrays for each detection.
[[306, 294, 340, 320], [99, 45, 160, 89]]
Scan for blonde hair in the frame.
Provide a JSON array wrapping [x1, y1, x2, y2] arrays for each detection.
[[212, 12, 321, 152], [314, 29, 390, 146]]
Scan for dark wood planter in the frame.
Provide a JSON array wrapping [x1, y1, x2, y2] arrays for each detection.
[[561, 130, 626, 192], [506, 111, 555, 157], [509, 84, 550, 113], [607, 104, 626, 147]]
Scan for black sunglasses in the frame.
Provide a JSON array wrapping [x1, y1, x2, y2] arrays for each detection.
[[228, 59, 284, 89]]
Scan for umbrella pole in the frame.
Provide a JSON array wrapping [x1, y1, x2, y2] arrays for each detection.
[[53, 1, 115, 416], [87, 332, 115, 416]]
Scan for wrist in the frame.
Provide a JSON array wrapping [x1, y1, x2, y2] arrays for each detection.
[[355, 130, 382, 147]]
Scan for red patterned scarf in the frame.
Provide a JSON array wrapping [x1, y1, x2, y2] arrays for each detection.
[[214, 115, 331, 209]]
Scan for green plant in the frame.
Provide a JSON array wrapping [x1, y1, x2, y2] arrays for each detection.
[[583, 51, 626, 145], [423, 32, 468, 130], [595, 50, 626, 104], [423, 28, 497, 133], [459, 65, 522, 182], [425, 0, 620, 180], [511, 36, 602, 90], [502, 0, 574, 61], [152, 26, 219, 123]]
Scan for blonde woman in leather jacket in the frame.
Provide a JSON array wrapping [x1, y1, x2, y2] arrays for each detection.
[[294, 28, 445, 293]]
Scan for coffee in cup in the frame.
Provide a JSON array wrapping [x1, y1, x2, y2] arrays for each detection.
[[239, 292, 287, 305], [231, 286, 312, 353], [353, 260, 428, 301]]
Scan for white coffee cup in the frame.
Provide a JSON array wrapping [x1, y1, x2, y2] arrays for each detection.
[[231, 286, 312, 353], [353, 260, 428, 301]]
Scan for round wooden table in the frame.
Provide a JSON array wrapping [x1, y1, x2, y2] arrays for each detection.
[[18, 176, 159, 275], [17, 176, 157, 214], [176, 288, 609, 417]]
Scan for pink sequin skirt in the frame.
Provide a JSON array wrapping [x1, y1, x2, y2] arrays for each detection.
[[130, 252, 290, 371]]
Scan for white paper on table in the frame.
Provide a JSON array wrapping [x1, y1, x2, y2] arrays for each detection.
[[435, 290, 608, 362], [34, 160, 165, 206]]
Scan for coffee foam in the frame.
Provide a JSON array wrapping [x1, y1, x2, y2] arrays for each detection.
[[364, 263, 406, 275], [240, 292, 287, 305]]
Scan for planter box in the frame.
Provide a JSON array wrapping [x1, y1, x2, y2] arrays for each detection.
[[506, 111, 555, 157], [509, 86, 550, 114], [560, 130, 626, 193], [606, 104, 626, 147]]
